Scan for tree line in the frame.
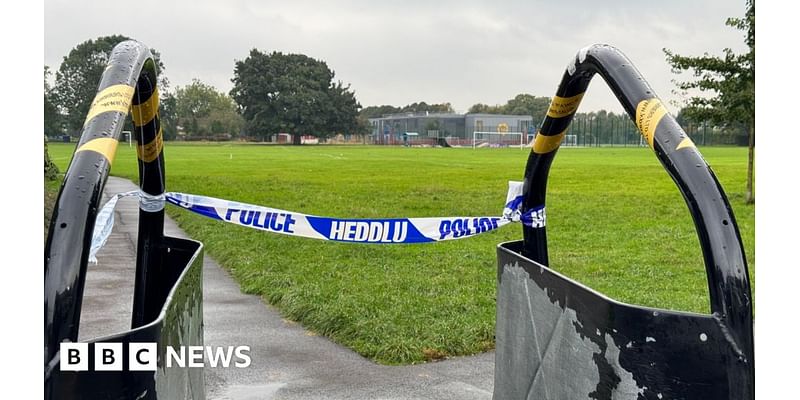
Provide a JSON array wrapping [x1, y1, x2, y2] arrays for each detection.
[[44, 33, 751, 148], [44, 36, 369, 144]]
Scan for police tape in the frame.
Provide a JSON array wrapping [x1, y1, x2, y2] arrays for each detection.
[[89, 181, 546, 263]]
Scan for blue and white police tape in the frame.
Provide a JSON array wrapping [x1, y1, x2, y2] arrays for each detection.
[[89, 181, 546, 263]]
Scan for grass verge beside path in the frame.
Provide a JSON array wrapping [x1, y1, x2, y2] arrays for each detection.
[[48, 143, 755, 365]]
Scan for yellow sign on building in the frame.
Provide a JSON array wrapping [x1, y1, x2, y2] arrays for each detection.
[[497, 123, 509, 133]]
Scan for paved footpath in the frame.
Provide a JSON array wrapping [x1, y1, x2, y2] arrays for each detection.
[[79, 177, 494, 400]]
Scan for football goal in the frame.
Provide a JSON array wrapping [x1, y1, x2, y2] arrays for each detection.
[[472, 131, 526, 149]]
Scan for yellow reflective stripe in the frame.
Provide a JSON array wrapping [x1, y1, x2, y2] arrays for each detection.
[[675, 137, 696, 151], [635, 98, 667, 148], [75, 138, 119, 165], [137, 128, 164, 163], [83, 84, 135, 126], [131, 89, 159, 127], [546, 93, 584, 118], [532, 130, 566, 154]]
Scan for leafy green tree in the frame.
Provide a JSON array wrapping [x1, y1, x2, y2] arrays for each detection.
[[468, 94, 550, 124], [361, 102, 453, 119], [44, 66, 61, 181], [360, 105, 401, 119], [399, 102, 454, 114], [502, 94, 551, 126], [160, 91, 178, 141], [327, 81, 362, 137], [52, 35, 168, 136], [44, 66, 63, 137], [175, 79, 243, 138], [664, 0, 755, 203], [356, 115, 372, 137], [230, 50, 361, 144], [468, 103, 504, 114]]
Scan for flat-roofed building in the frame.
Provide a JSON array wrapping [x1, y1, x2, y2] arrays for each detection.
[[369, 112, 533, 146]]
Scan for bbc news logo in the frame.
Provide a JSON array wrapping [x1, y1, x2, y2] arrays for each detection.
[[60, 343, 251, 371]]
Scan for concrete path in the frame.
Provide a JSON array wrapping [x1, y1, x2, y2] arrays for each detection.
[[79, 177, 494, 400]]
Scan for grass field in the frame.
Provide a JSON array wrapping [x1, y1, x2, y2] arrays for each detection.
[[48, 142, 755, 365]]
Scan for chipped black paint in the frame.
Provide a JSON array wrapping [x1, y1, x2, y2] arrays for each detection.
[[496, 244, 736, 399], [501, 44, 754, 399]]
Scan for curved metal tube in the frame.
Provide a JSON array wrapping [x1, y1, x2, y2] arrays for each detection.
[[521, 44, 753, 394], [44, 40, 166, 373]]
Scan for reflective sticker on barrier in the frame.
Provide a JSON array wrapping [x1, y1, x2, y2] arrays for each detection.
[[90, 181, 546, 260], [137, 128, 164, 163], [75, 138, 120, 165], [635, 98, 667, 148], [83, 84, 136, 126], [546, 93, 584, 118], [131, 88, 159, 127], [533, 130, 567, 154]]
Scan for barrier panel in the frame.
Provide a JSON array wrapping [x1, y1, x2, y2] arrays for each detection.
[[495, 44, 753, 399], [44, 41, 204, 399]]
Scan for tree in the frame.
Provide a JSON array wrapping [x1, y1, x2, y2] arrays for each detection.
[[354, 115, 372, 141], [361, 102, 453, 119], [502, 94, 551, 126], [44, 66, 63, 137], [468, 103, 504, 114], [52, 35, 168, 136], [399, 102, 454, 114], [44, 66, 61, 180], [664, 0, 755, 203], [361, 105, 401, 119], [175, 79, 243, 138], [160, 91, 179, 141], [230, 50, 361, 144], [467, 94, 551, 126], [327, 81, 362, 137]]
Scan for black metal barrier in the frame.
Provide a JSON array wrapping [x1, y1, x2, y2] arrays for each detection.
[[495, 44, 753, 399], [43, 41, 751, 400], [44, 41, 204, 399]]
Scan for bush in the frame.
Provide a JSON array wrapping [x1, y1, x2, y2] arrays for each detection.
[[44, 139, 60, 181]]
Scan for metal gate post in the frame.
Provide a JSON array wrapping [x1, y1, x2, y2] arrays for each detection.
[[44, 40, 205, 400], [495, 44, 753, 399]]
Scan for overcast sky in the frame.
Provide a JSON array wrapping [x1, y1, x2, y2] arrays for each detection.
[[44, 0, 749, 114]]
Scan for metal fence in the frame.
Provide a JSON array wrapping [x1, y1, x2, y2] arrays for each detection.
[[562, 114, 749, 147]]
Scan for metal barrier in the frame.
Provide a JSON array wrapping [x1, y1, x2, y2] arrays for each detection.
[[44, 41, 204, 400], [495, 44, 753, 399], [43, 40, 752, 399]]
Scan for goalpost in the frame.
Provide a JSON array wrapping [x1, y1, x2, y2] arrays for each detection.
[[472, 131, 526, 149]]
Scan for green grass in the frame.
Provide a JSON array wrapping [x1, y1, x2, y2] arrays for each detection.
[[48, 143, 755, 364]]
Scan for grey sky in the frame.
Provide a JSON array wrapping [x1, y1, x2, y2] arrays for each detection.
[[44, 0, 749, 114]]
